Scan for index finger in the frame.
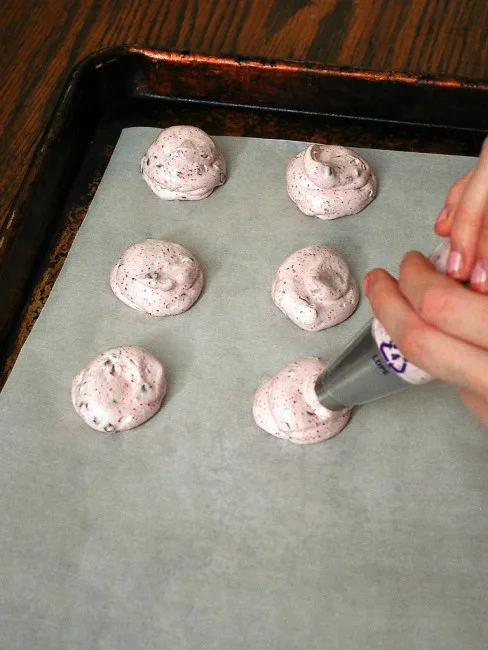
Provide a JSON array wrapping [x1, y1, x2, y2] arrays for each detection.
[[434, 169, 473, 237], [448, 137, 488, 280]]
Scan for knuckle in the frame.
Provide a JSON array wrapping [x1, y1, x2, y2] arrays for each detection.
[[452, 206, 478, 229], [476, 220, 488, 247], [473, 299, 488, 331], [396, 321, 425, 363], [447, 180, 463, 203], [417, 285, 453, 323], [446, 171, 471, 205]]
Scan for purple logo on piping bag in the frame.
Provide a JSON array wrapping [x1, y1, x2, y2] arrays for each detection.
[[379, 340, 408, 375]]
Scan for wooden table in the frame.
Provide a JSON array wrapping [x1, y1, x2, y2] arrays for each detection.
[[1, 0, 487, 232]]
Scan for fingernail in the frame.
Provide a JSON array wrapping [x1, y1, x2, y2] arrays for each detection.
[[470, 259, 488, 290], [447, 249, 463, 276], [362, 273, 371, 296], [435, 207, 448, 226]]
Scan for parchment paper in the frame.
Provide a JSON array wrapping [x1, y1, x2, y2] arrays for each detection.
[[1, 129, 487, 650]]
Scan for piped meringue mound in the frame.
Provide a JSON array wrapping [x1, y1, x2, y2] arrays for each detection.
[[253, 358, 351, 444], [72, 345, 166, 433], [110, 239, 204, 316], [272, 246, 359, 331], [141, 125, 226, 200], [286, 144, 377, 219]]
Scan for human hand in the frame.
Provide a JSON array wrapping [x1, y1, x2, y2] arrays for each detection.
[[364, 252, 488, 430], [434, 137, 488, 292]]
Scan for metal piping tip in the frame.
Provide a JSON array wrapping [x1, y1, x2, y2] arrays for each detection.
[[314, 373, 348, 411]]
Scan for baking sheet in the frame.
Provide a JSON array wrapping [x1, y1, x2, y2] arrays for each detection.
[[1, 129, 487, 650]]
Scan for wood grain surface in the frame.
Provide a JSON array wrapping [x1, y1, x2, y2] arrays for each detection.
[[1, 0, 488, 233]]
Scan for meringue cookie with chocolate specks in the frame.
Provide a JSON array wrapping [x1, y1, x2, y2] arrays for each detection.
[[110, 239, 204, 316], [72, 345, 166, 433], [272, 246, 359, 331], [253, 358, 351, 444], [141, 125, 226, 200], [286, 144, 377, 219]]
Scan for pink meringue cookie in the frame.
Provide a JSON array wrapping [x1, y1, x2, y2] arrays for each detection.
[[110, 239, 204, 316], [253, 358, 351, 444], [272, 246, 359, 331], [286, 144, 377, 219], [72, 345, 166, 432], [141, 126, 226, 200]]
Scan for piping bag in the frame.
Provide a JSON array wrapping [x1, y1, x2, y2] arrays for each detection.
[[315, 239, 451, 410]]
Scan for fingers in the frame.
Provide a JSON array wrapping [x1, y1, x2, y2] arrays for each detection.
[[446, 137, 488, 281], [398, 251, 488, 349], [364, 267, 488, 395], [458, 388, 488, 431], [434, 169, 472, 237], [470, 215, 488, 294]]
